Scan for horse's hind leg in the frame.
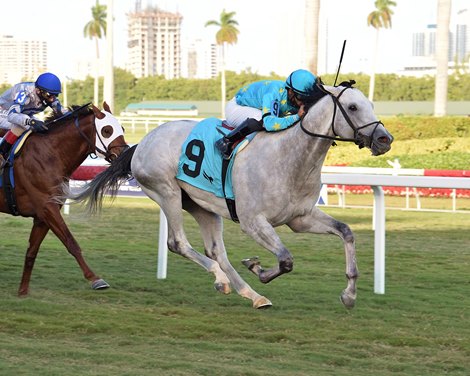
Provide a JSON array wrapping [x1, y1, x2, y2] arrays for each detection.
[[18, 218, 49, 296], [287, 206, 358, 309], [152, 191, 233, 295], [184, 200, 272, 309]]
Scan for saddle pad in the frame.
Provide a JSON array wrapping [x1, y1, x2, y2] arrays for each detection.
[[12, 130, 32, 155], [176, 117, 252, 200], [0, 131, 32, 188]]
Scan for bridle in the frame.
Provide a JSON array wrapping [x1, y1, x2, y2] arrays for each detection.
[[46, 104, 128, 163], [73, 115, 128, 163], [299, 82, 383, 148]]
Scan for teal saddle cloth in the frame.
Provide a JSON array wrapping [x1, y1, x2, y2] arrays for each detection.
[[176, 117, 254, 200]]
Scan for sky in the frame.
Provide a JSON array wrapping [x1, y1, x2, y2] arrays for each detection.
[[0, 0, 468, 79]]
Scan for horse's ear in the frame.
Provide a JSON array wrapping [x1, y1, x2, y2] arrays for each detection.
[[102, 101, 112, 114], [92, 104, 105, 119], [338, 80, 356, 88]]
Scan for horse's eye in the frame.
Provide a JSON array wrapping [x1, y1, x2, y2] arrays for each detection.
[[101, 125, 114, 138], [349, 104, 358, 111]]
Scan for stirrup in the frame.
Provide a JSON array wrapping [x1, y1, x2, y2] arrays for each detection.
[[215, 138, 233, 159]]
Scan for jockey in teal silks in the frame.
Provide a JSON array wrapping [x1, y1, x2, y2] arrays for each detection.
[[0, 72, 69, 169], [216, 69, 324, 159]]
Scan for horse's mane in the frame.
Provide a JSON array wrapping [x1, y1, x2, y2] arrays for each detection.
[[44, 104, 93, 129], [303, 80, 357, 113], [304, 86, 328, 113]]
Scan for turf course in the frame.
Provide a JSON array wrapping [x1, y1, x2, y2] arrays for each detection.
[[1, 197, 469, 375]]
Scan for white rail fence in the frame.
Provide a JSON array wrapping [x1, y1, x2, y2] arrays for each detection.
[[117, 116, 203, 134], [321, 166, 469, 212]]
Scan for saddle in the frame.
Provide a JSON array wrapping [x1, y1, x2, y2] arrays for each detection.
[[176, 118, 255, 222]]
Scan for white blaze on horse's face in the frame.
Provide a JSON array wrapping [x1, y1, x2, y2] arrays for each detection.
[[94, 110, 125, 158]]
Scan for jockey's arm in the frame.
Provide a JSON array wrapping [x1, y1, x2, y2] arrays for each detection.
[[50, 99, 70, 115], [261, 93, 300, 132], [7, 103, 30, 127], [262, 113, 300, 131]]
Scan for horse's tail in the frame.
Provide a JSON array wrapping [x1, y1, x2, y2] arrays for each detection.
[[69, 144, 138, 214]]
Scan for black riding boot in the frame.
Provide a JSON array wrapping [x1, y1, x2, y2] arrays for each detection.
[[0, 139, 13, 170], [216, 118, 264, 159]]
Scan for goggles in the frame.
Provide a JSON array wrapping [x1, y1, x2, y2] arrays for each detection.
[[39, 90, 57, 101]]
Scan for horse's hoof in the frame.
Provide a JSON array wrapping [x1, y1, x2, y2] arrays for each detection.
[[241, 256, 261, 271], [92, 279, 110, 290], [253, 296, 272, 309], [340, 290, 356, 309], [214, 282, 231, 295]]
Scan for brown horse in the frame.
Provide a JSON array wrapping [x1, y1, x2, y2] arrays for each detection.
[[0, 102, 128, 296]]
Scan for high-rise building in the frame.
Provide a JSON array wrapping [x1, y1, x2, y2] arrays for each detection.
[[412, 25, 436, 57], [411, 24, 454, 61], [455, 8, 469, 63], [186, 39, 218, 79], [127, 5, 182, 79], [403, 9, 470, 76], [411, 8, 470, 64], [0, 35, 47, 85]]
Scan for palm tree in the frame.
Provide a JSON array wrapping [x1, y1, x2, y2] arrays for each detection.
[[305, 0, 321, 74], [434, 0, 452, 117], [84, 0, 107, 105], [367, 0, 396, 101], [103, 0, 114, 112], [205, 9, 239, 118]]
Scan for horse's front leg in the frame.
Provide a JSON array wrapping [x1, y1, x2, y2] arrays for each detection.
[[239, 217, 293, 284], [40, 204, 109, 290], [287, 206, 358, 309], [18, 218, 50, 296]]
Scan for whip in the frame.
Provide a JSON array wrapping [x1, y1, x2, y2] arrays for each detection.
[[333, 40, 347, 87]]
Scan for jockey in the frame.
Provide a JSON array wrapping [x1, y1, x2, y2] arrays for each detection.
[[216, 69, 325, 159], [0, 72, 69, 169]]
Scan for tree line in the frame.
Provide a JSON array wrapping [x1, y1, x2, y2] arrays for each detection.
[[1, 68, 468, 115]]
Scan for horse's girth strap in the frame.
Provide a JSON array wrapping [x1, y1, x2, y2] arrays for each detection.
[[221, 158, 239, 223]]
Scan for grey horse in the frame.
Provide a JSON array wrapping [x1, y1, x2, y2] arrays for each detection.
[[70, 82, 393, 309]]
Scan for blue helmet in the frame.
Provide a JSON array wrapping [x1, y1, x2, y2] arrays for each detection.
[[35, 72, 62, 94], [285, 69, 318, 97]]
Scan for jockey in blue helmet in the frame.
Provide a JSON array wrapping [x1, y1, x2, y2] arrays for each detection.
[[216, 69, 324, 159], [0, 72, 69, 169]]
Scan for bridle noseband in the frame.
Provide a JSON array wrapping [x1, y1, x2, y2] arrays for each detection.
[[300, 82, 383, 148]]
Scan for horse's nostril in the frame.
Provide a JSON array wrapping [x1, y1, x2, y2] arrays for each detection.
[[378, 136, 391, 144]]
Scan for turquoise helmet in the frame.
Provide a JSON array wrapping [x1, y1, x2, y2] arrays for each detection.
[[285, 69, 318, 97], [35, 72, 62, 95]]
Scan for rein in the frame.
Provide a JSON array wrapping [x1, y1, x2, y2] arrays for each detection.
[[299, 83, 383, 148]]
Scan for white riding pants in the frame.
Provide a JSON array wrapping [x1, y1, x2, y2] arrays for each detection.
[[225, 98, 262, 127]]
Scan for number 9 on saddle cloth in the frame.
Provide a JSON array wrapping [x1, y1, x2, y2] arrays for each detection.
[[176, 117, 257, 221]]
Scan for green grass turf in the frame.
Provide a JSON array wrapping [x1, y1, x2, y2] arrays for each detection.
[[1, 197, 469, 375]]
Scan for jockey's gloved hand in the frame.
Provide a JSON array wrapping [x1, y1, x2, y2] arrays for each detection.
[[28, 118, 48, 133]]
